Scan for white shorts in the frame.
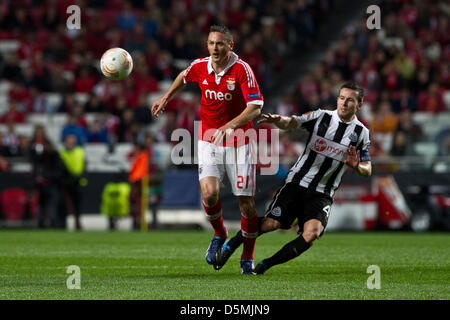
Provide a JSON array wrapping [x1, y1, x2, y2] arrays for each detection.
[[198, 140, 257, 196]]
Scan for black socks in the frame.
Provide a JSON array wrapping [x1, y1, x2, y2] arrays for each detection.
[[262, 235, 312, 269]]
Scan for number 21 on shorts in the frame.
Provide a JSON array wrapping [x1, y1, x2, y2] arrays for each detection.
[[237, 175, 249, 189]]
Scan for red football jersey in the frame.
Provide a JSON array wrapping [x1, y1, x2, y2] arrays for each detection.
[[183, 52, 264, 146]]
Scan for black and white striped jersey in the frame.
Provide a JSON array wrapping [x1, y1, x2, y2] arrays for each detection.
[[285, 109, 371, 197]]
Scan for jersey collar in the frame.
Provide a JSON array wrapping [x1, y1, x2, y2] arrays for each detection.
[[207, 51, 238, 76], [334, 109, 358, 124]]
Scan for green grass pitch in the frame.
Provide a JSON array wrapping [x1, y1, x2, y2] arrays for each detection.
[[0, 230, 448, 300]]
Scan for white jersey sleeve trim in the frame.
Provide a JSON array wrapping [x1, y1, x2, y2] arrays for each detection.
[[247, 100, 264, 108]]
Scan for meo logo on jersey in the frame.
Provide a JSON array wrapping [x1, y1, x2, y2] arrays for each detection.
[[205, 89, 232, 101]]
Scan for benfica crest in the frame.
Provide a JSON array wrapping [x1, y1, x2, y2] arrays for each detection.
[[226, 79, 235, 91]]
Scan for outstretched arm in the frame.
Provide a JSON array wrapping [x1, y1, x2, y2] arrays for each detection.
[[151, 70, 186, 117], [257, 113, 298, 130]]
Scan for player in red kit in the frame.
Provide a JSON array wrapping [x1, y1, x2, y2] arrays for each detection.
[[151, 25, 264, 274]]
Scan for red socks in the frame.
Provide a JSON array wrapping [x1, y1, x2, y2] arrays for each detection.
[[240, 213, 258, 260], [203, 200, 227, 239]]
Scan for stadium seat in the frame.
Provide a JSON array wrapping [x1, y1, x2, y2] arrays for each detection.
[[0, 94, 8, 115], [84, 143, 109, 163], [159, 80, 174, 92], [412, 112, 434, 124], [45, 93, 63, 111], [0, 188, 28, 221], [74, 93, 89, 106], [0, 123, 34, 137], [85, 113, 100, 124], [443, 90, 450, 111], [154, 143, 173, 169], [27, 113, 49, 125], [0, 80, 11, 94], [436, 113, 450, 126], [147, 92, 163, 106], [414, 142, 438, 156], [50, 114, 68, 127], [422, 120, 443, 141], [0, 40, 20, 55]]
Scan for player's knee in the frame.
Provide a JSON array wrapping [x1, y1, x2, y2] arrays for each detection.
[[261, 218, 280, 232], [202, 191, 219, 207], [238, 197, 256, 218], [302, 229, 321, 243]]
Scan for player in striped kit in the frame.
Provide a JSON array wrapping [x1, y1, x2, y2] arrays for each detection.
[[214, 82, 372, 275], [151, 26, 263, 274]]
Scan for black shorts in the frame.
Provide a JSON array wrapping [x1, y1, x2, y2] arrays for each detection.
[[265, 182, 333, 235]]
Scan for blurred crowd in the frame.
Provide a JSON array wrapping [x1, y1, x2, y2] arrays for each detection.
[[0, 0, 448, 171], [273, 0, 450, 167], [0, 0, 333, 160]]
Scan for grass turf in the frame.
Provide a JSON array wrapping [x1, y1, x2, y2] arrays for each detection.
[[0, 230, 448, 300]]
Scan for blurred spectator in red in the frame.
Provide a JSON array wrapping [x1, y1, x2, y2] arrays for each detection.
[[163, 111, 178, 144], [276, 93, 298, 117], [319, 79, 336, 107], [226, 0, 246, 29], [417, 82, 446, 113], [176, 96, 199, 137], [8, 82, 29, 109], [381, 60, 402, 92], [354, 59, 380, 94], [298, 74, 318, 100], [74, 66, 97, 93], [240, 39, 263, 84], [133, 63, 159, 94], [279, 132, 299, 168], [0, 100, 26, 124]]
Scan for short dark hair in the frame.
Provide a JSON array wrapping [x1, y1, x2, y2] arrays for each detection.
[[339, 82, 364, 103], [209, 25, 233, 43]]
